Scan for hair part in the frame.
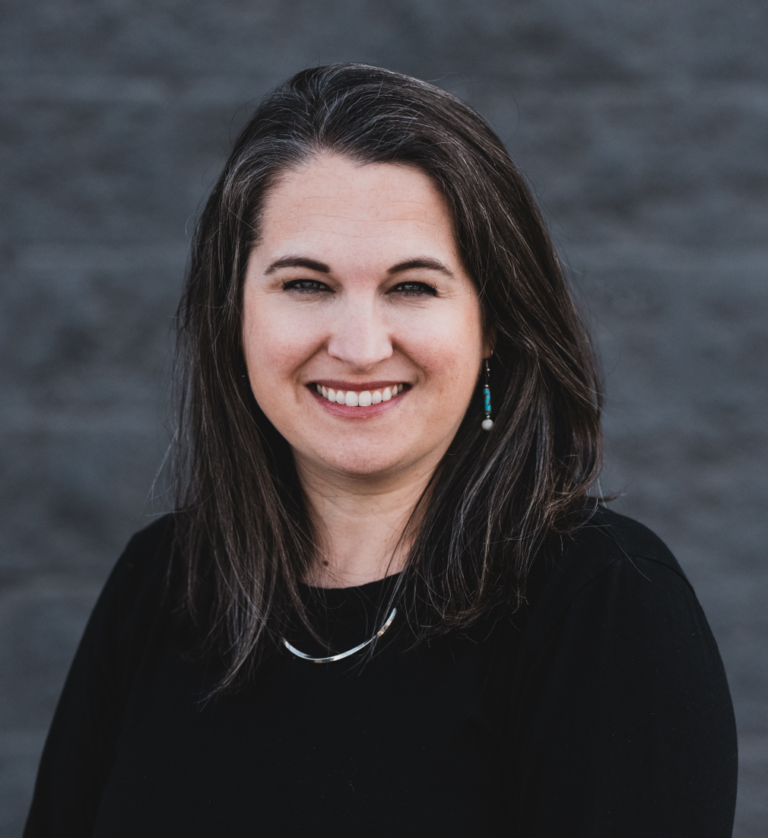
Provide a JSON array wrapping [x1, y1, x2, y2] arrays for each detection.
[[173, 63, 603, 693]]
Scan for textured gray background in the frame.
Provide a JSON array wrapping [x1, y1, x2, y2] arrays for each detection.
[[1, 0, 766, 835]]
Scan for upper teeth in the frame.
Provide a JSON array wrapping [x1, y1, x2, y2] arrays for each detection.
[[316, 384, 405, 406]]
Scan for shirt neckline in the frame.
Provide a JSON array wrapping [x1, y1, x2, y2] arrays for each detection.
[[298, 573, 402, 617]]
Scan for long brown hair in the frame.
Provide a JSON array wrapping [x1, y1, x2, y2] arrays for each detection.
[[173, 63, 603, 692]]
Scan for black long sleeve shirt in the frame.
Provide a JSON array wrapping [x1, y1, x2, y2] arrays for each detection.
[[24, 507, 737, 836]]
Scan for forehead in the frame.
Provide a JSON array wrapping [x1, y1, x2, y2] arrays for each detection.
[[256, 153, 458, 260]]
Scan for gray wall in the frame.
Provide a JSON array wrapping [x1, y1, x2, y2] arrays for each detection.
[[1, 1, 766, 835]]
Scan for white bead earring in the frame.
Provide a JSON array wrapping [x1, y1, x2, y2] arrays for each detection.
[[481, 358, 493, 431]]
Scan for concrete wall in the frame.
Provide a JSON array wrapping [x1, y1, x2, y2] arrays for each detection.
[[1, 1, 766, 834]]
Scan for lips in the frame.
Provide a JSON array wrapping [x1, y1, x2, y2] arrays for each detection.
[[314, 383, 406, 407]]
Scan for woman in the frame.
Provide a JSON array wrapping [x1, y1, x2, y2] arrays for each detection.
[[25, 64, 737, 837]]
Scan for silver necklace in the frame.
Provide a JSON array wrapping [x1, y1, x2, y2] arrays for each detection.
[[282, 607, 397, 664]]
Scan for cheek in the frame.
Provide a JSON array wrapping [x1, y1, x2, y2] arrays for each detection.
[[242, 309, 319, 396], [404, 311, 484, 394]]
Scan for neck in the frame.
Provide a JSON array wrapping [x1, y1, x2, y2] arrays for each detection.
[[296, 456, 438, 589]]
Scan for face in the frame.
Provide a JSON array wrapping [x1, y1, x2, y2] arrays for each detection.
[[242, 153, 491, 486]]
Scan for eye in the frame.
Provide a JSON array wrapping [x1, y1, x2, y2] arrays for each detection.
[[282, 279, 330, 294], [391, 281, 438, 297]]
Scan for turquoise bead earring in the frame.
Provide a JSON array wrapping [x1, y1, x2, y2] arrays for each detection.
[[481, 358, 493, 431]]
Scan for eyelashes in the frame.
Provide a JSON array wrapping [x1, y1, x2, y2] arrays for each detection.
[[282, 279, 438, 297], [282, 279, 327, 293], [393, 281, 438, 297]]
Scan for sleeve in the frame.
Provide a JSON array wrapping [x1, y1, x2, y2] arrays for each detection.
[[23, 521, 170, 838], [512, 556, 738, 838]]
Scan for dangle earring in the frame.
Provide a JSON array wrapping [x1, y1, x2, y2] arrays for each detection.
[[481, 358, 493, 431]]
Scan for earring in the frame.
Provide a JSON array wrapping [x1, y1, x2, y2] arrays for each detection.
[[481, 359, 493, 431]]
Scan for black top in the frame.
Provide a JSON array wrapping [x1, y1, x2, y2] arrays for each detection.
[[25, 507, 737, 837]]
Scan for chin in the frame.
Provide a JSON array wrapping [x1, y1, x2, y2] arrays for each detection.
[[326, 452, 404, 479], [312, 439, 416, 480]]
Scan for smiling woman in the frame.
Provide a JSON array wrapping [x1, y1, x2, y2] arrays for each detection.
[[25, 65, 737, 838], [242, 155, 490, 587]]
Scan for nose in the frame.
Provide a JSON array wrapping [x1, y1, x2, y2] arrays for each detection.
[[325, 295, 393, 371]]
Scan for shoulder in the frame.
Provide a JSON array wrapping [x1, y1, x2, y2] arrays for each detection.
[[556, 504, 689, 590], [517, 505, 732, 713], [524, 505, 700, 653], [119, 513, 177, 576], [87, 513, 178, 650], [510, 507, 738, 833], [107, 513, 176, 598], [549, 504, 694, 607]]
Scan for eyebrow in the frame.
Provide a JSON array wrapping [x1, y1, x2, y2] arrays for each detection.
[[265, 257, 330, 274], [388, 258, 454, 277], [263, 255, 454, 277]]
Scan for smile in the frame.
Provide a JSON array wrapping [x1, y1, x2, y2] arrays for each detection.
[[314, 383, 406, 407]]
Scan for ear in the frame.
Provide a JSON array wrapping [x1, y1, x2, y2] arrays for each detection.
[[482, 325, 497, 360]]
